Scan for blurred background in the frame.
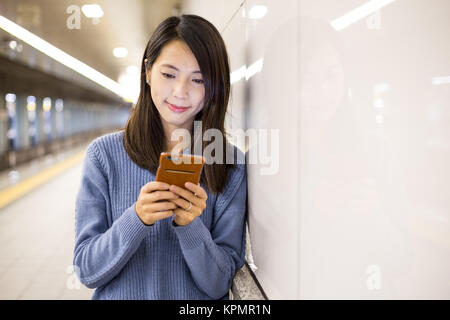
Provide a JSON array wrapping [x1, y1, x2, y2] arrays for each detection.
[[0, 0, 449, 299]]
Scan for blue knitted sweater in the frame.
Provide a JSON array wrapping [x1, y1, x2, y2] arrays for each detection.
[[73, 130, 247, 300]]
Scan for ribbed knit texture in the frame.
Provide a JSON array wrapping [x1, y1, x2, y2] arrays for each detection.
[[73, 130, 247, 300]]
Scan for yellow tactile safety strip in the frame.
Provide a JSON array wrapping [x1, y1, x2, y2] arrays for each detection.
[[0, 150, 86, 209]]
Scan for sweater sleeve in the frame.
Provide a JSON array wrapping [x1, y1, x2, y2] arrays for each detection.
[[73, 142, 151, 289], [172, 164, 247, 299]]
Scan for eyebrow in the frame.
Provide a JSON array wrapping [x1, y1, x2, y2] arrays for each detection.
[[160, 63, 201, 74]]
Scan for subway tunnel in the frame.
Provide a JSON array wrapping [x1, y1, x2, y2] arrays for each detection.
[[0, 0, 449, 301]]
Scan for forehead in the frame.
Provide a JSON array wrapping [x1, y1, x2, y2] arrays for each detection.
[[154, 39, 200, 72]]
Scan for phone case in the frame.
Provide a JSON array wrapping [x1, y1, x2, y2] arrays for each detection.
[[155, 152, 205, 188]]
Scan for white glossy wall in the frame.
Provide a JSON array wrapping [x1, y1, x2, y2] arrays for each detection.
[[182, 0, 450, 299]]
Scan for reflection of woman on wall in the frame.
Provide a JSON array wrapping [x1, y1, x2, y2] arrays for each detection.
[[297, 16, 409, 298], [73, 15, 247, 300], [262, 15, 402, 297], [297, 16, 374, 297]]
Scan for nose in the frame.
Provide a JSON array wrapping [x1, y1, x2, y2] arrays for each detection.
[[172, 78, 188, 100]]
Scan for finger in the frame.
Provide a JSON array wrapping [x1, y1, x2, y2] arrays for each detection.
[[173, 207, 196, 221], [146, 201, 177, 213], [169, 184, 203, 208], [184, 182, 208, 200], [141, 192, 176, 206], [170, 198, 202, 215], [148, 190, 179, 203], [141, 181, 170, 194], [149, 210, 174, 221]]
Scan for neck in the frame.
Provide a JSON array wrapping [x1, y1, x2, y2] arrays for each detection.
[[162, 120, 193, 153]]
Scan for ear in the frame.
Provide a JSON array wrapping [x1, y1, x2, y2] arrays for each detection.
[[144, 59, 151, 85]]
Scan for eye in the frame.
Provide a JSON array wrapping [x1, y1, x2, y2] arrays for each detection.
[[193, 79, 204, 85], [162, 72, 175, 79]]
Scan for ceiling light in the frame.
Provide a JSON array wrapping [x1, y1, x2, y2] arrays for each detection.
[[330, 0, 396, 31], [249, 5, 268, 19], [118, 72, 139, 104], [81, 4, 104, 18], [432, 76, 450, 85], [230, 65, 246, 84], [0, 15, 126, 100], [126, 65, 139, 75], [113, 47, 128, 58], [8, 40, 17, 50], [245, 58, 263, 80]]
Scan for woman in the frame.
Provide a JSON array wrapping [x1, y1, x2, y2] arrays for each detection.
[[73, 14, 247, 300]]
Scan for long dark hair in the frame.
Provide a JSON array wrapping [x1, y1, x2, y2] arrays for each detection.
[[123, 14, 234, 194]]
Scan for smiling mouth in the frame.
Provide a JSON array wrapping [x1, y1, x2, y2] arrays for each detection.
[[166, 101, 190, 113], [168, 103, 188, 108]]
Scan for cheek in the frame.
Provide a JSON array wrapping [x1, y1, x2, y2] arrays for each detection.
[[193, 88, 206, 108], [150, 82, 168, 104]]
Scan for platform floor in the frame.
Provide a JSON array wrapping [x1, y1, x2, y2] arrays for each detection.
[[0, 143, 94, 299]]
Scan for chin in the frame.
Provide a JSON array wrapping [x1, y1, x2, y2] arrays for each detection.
[[163, 114, 191, 126]]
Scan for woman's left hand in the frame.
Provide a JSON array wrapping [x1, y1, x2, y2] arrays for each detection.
[[169, 182, 208, 226]]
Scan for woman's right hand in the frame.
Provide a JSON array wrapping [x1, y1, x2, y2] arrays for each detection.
[[135, 181, 179, 226]]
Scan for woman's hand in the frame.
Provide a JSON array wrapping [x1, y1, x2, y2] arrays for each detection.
[[135, 181, 180, 226], [169, 182, 208, 226]]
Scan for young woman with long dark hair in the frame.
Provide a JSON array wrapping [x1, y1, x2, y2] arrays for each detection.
[[73, 14, 247, 300]]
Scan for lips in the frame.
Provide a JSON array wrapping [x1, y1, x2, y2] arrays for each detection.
[[166, 101, 190, 113], [168, 102, 188, 108]]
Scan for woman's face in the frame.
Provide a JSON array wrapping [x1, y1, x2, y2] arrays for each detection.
[[146, 39, 205, 132]]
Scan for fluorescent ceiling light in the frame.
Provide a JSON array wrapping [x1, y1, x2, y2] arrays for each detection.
[[432, 76, 450, 85], [245, 59, 263, 80], [126, 65, 139, 75], [0, 15, 127, 100], [113, 47, 128, 58], [81, 4, 104, 18], [330, 0, 396, 31], [249, 5, 268, 19], [230, 65, 246, 84], [118, 72, 140, 104]]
